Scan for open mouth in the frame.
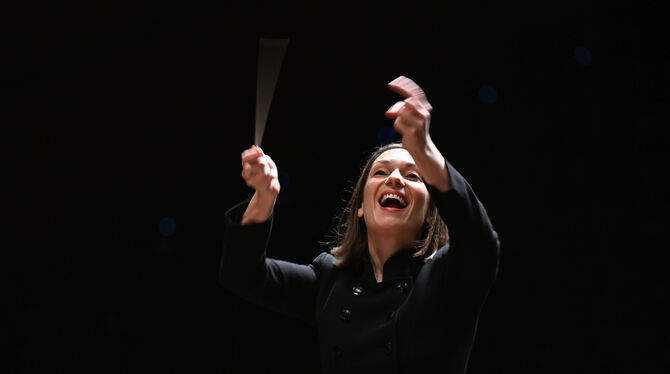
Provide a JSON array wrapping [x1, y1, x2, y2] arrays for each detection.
[[378, 192, 408, 209]]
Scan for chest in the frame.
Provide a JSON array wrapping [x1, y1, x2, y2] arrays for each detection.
[[315, 267, 443, 372], [319, 273, 413, 328]]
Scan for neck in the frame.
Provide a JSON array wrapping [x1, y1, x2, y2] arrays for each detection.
[[366, 230, 413, 283]]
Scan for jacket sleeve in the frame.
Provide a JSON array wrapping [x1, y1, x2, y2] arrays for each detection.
[[427, 160, 501, 305], [219, 199, 324, 326]]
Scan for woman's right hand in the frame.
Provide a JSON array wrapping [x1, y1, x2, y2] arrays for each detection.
[[241, 145, 280, 197], [240, 145, 280, 224]]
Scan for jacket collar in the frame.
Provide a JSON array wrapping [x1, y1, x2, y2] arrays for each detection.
[[359, 248, 425, 285]]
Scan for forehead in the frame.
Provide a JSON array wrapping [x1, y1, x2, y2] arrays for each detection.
[[373, 148, 415, 165]]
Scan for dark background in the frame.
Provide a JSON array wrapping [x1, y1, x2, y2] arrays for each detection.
[[9, 2, 669, 373]]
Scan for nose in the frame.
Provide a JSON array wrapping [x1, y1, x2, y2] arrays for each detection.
[[385, 168, 405, 187]]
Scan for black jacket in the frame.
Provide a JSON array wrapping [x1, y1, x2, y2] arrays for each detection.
[[220, 161, 500, 373]]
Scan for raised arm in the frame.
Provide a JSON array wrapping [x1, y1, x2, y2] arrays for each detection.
[[386, 76, 497, 240], [386, 76, 499, 293], [239, 145, 279, 225], [219, 146, 325, 325], [386, 75, 450, 193]]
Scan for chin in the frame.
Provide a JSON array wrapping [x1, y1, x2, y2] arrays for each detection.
[[370, 217, 410, 231]]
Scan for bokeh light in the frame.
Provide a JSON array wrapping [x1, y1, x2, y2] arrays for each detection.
[[478, 85, 497, 104], [159, 217, 177, 237], [574, 46, 592, 66]]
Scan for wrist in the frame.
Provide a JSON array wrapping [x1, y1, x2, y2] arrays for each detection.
[[415, 141, 451, 192], [241, 191, 277, 225], [254, 189, 278, 204]]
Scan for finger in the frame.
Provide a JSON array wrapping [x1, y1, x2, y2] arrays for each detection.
[[243, 165, 275, 189], [241, 148, 254, 160], [241, 162, 257, 181], [393, 111, 425, 134], [387, 76, 425, 98], [242, 157, 269, 179], [242, 160, 262, 176], [242, 150, 264, 165], [385, 101, 405, 119], [251, 144, 265, 155], [268, 165, 278, 180], [242, 145, 264, 158], [253, 155, 273, 176], [404, 97, 432, 119], [387, 76, 432, 110], [265, 155, 277, 170], [270, 179, 281, 194], [390, 100, 425, 126]]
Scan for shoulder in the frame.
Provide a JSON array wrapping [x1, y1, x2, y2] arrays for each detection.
[[311, 251, 337, 269], [429, 243, 451, 262], [306, 252, 339, 291]]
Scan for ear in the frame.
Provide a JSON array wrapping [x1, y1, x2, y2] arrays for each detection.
[[357, 207, 364, 218]]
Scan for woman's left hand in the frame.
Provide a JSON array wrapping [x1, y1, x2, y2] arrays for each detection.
[[386, 76, 451, 192], [385, 75, 433, 155]]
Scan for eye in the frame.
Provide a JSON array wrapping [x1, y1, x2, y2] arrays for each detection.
[[373, 169, 387, 176], [406, 173, 422, 181]]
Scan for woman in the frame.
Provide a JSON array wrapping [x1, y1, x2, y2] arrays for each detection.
[[220, 76, 500, 373]]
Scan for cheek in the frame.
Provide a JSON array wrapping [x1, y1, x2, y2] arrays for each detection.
[[363, 181, 377, 204], [359, 182, 376, 216], [416, 191, 430, 215]]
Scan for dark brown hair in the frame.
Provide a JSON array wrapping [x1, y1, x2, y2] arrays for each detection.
[[329, 142, 449, 268]]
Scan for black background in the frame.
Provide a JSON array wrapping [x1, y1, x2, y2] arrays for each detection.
[[9, 2, 669, 373]]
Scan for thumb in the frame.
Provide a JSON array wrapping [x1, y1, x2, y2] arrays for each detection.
[[385, 101, 405, 119], [251, 144, 265, 156]]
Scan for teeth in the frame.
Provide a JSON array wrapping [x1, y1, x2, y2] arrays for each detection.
[[380, 193, 407, 207]]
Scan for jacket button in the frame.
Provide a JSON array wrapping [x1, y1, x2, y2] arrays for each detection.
[[385, 340, 393, 354], [352, 285, 364, 296], [396, 281, 408, 293], [339, 308, 352, 323]]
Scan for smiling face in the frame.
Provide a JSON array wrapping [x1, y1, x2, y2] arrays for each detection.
[[357, 148, 430, 243]]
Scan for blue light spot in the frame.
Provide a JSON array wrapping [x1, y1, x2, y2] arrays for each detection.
[[377, 126, 398, 145], [278, 171, 290, 189], [478, 85, 497, 104], [159, 217, 176, 237], [574, 46, 592, 66]]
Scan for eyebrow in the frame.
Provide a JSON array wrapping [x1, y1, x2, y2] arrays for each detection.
[[373, 160, 417, 168]]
